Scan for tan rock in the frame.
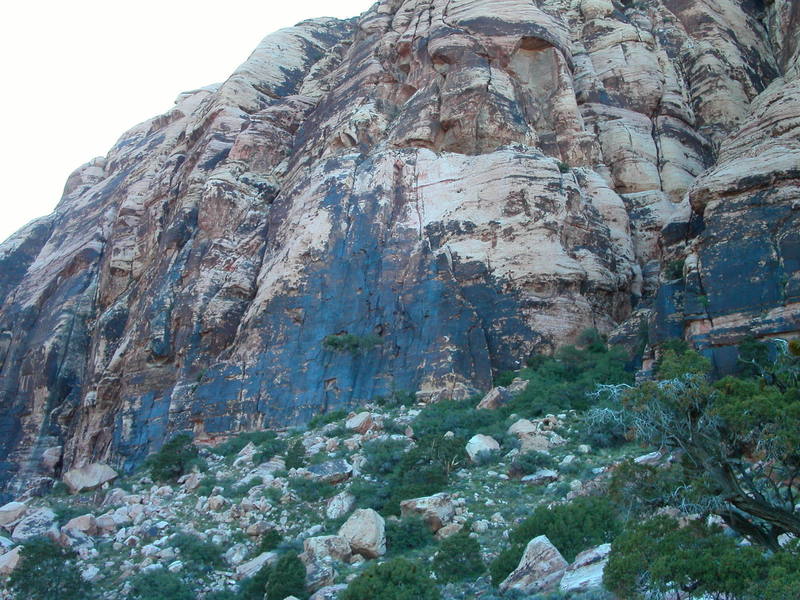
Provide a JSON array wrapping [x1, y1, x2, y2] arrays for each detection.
[[345, 412, 375, 434], [325, 492, 355, 520], [63, 463, 118, 494], [12, 508, 58, 542], [465, 434, 500, 462], [62, 514, 98, 537], [0, 546, 22, 575], [500, 535, 568, 594], [399, 493, 455, 532], [235, 551, 278, 580], [559, 543, 611, 594], [303, 535, 352, 563], [0, 502, 27, 529], [476, 387, 511, 410], [338, 509, 385, 558], [435, 523, 463, 540]]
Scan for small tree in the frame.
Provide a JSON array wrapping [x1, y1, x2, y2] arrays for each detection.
[[127, 570, 194, 600], [432, 530, 485, 583], [340, 558, 440, 600], [265, 552, 307, 600], [9, 537, 83, 600], [146, 433, 199, 482], [284, 440, 306, 469]]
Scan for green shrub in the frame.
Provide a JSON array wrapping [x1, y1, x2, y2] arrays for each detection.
[[508, 496, 621, 562], [238, 561, 272, 599], [557, 161, 571, 173], [386, 516, 434, 553], [323, 333, 384, 354], [308, 409, 348, 429], [412, 400, 507, 441], [340, 558, 440, 600], [127, 570, 194, 600], [432, 530, 485, 583], [289, 477, 334, 502], [604, 516, 769, 599], [284, 440, 306, 469], [214, 430, 283, 458], [362, 438, 410, 476], [509, 451, 556, 477], [258, 529, 283, 553], [494, 370, 516, 387], [171, 532, 223, 573], [146, 433, 200, 482], [8, 537, 83, 600], [349, 478, 391, 511], [490, 543, 524, 586], [664, 259, 685, 280], [265, 552, 307, 600], [375, 390, 417, 408]]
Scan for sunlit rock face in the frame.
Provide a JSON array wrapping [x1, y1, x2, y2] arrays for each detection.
[[0, 0, 797, 495]]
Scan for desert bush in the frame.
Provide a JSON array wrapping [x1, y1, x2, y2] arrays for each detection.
[[8, 537, 83, 600], [284, 440, 306, 469], [171, 532, 224, 573], [308, 408, 348, 429], [265, 552, 307, 600], [289, 477, 334, 502], [127, 570, 194, 600], [432, 530, 485, 583], [146, 433, 200, 482], [362, 437, 410, 476], [509, 451, 556, 477], [214, 430, 285, 460], [238, 563, 272, 600], [490, 543, 524, 586], [258, 528, 283, 553], [323, 333, 384, 354], [340, 558, 440, 600], [386, 516, 434, 552]]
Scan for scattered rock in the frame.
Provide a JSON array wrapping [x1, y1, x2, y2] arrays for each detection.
[[235, 551, 278, 580], [303, 535, 352, 563], [82, 565, 100, 581], [62, 514, 98, 537], [325, 492, 355, 520], [634, 450, 663, 466], [309, 584, 348, 600], [521, 469, 559, 485], [435, 523, 463, 540], [466, 435, 500, 462], [63, 463, 118, 494], [305, 559, 336, 593], [500, 535, 568, 594], [559, 543, 611, 594], [338, 509, 386, 558], [345, 412, 376, 434], [307, 459, 353, 485], [476, 387, 512, 410], [12, 508, 58, 542], [399, 493, 455, 532], [0, 546, 22, 575], [0, 502, 27, 529]]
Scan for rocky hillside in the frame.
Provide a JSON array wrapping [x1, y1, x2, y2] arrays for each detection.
[[0, 0, 798, 503]]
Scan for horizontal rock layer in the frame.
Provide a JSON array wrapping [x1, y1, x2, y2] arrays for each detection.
[[0, 0, 798, 496]]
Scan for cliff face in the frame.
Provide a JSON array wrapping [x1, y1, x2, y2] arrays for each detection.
[[0, 0, 797, 495]]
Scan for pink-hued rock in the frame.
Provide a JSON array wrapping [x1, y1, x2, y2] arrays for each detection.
[[500, 535, 568, 594], [0, 502, 27, 529], [0, 546, 22, 575], [0, 0, 796, 495], [62, 463, 118, 494], [338, 509, 386, 558], [560, 543, 611, 594], [399, 493, 456, 532]]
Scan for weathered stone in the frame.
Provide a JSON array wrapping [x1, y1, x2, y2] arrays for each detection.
[[303, 535, 352, 563], [62, 514, 98, 537], [465, 435, 500, 462], [500, 535, 568, 594], [12, 508, 58, 542], [521, 469, 559, 485], [345, 412, 375, 434], [63, 463, 118, 494], [399, 493, 455, 532], [338, 509, 385, 558], [476, 387, 511, 410], [559, 543, 611, 594], [41, 446, 62, 472], [235, 551, 278, 580], [307, 459, 353, 485], [435, 523, 463, 540], [0, 502, 27, 528], [309, 584, 347, 600], [325, 492, 355, 520], [0, 546, 21, 575], [305, 559, 336, 593]]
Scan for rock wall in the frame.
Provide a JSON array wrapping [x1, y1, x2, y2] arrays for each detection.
[[0, 0, 797, 495]]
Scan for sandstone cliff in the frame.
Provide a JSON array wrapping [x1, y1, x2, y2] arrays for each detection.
[[0, 0, 797, 496]]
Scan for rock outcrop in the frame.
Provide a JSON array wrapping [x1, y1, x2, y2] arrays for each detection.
[[0, 0, 797, 495]]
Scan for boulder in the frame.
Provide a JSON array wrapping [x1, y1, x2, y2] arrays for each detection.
[[62, 514, 98, 537], [435, 523, 463, 540], [62, 463, 118, 494], [500, 535, 568, 594], [476, 387, 511, 410], [0, 502, 27, 529], [309, 584, 347, 600], [507, 378, 529, 394], [399, 493, 455, 532], [559, 543, 611, 594], [307, 459, 353, 484], [305, 559, 336, 593], [466, 434, 501, 462], [303, 535, 352, 563], [508, 419, 538, 436], [521, 469, 559, 485], [325, 492, 355, 520], [12, 508, 58, 542], [345, 412, 376, 434], [41, 446, 62, 472], [338, 509, 386, 558], [519, 432, 567, 453], [235, 551, 278, 580], [0, 546, 22, 575]]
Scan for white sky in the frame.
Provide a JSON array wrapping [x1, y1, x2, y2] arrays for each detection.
[[0, 0, 374, 243]]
